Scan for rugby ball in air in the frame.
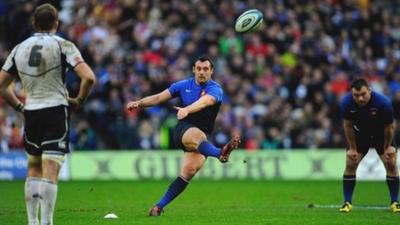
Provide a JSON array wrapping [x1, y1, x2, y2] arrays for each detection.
[[235, 9, 263, 33]]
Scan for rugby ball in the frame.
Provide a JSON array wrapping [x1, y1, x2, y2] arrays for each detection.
[[235, 9, 263, 33]]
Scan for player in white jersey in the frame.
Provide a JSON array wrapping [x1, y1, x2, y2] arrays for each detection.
[[0, 4, 95, 225]]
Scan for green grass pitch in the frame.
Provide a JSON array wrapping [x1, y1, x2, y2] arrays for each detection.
[[1, 180, 399, 225]]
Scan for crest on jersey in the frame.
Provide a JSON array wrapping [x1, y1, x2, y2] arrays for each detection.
[[370, 108, 377, 116], [201, 90, 206, 96]]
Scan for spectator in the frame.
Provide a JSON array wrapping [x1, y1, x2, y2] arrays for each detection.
[[0, 0, 399, 151]]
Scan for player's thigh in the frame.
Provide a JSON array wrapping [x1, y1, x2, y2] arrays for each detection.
[[181, 127, 207, 150], [378, 146, 398, 171], [24, 110, 43, 156], [27, 153, 42, 177], [346, 137, 367, 167], [173, 121, 194, 150], [373, 136, 397, 155], [42, 157, 64, 182], [180, 151, 207, 177], [41, 106, 70, 154]]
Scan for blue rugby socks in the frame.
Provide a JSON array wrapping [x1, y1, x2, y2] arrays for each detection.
[[156, 176, 189, 209], [343, 175, 356, 203], [386, 176, 399, 203], [198, 141, 220, 158]]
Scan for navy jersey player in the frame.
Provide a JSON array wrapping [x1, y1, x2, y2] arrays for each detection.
[[339, 78, 399, 213], [126, 56, 241, 216], [0, 4, 95, 225]]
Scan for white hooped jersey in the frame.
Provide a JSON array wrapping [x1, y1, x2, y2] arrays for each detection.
[[1, 33, 84, 110]]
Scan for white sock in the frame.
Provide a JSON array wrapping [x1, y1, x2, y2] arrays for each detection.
[[40, 179, 58, 225], [25, 177, 41, 225]]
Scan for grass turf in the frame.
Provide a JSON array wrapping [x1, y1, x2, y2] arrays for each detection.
[[1, 180, 399, 225]]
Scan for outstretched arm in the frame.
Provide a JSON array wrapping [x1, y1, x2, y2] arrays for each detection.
[[174, 95, 216, 120], [0, 70, 24, 112], [127, 89, 172, 111]]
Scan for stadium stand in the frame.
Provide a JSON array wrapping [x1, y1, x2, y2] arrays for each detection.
[[0, 0, 399, 151]]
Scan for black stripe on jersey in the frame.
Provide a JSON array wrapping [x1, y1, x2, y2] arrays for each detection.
[[49, 35, 68, 84], [3, 44, 20, 76], [18, 65, 62, 77], [49, 35, 71, 68], [5, 57, 18, 75], [61, 53, 67, 84]]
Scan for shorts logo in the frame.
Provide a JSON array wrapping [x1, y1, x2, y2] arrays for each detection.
[[58, 141, 66, 149]]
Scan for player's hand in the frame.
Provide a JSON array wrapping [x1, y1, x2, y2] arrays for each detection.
[[126, 101, 140, 111], [68, 97, 83, 111], [174, 106, 189, 120], [383, 146, 396, 161], [347, 148, 358, 162]]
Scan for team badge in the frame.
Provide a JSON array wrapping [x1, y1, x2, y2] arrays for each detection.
[[201, 90, 206, 96], [58, 141, 66, 149], [370, 108, 377, 116]]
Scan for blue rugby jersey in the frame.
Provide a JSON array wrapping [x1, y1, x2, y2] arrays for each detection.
[[168, 77, 223, 134], [340, 91, 394, 136]]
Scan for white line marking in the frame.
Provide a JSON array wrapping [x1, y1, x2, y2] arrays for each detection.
[[308, 204, 389, 210]]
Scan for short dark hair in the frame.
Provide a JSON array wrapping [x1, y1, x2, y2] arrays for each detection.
[[33, 3, 58, 31], [351, 78, 369, 90], [194, 56, 214, 69]]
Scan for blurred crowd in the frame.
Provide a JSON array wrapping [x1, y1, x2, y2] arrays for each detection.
[[1, 0, 400, 151]]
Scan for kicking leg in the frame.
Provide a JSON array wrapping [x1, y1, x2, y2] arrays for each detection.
[[25, 154, 42, 225], [149, 152, 206, 216], [181, 127, 240, 162]]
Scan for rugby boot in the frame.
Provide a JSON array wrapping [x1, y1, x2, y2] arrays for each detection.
[[219, 135, 241, 163], [148, 206, 163, 216], [391, 202, 400, 213], [339, 202, 352, 213]]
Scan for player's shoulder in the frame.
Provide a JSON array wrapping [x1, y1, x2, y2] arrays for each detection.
[[169, 78, 192, 91], [341, 92, 352, 104], [372, 91, 389, 101], [12, 36, 38, 55], [18, 35, 37, 48], [49, 34, 66, 42], [371, 91, 392, 107], [52, 35, 77, 48], [8, 43, 21, 54], [174, 78, 192, 86], [207, 79, 222, 89]]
